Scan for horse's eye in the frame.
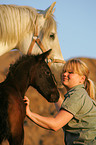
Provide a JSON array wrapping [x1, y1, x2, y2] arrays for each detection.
[[50, 33, 55, 40], [45, 71, 50, 76]]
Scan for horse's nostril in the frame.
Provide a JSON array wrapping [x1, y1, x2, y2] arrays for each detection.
[[50, 91, 59, 103]]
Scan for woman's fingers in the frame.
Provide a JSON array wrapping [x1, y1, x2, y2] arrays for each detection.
[[23, 96, 30, 105]]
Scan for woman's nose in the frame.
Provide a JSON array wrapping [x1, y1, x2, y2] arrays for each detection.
[[63, 72, 68, 76]]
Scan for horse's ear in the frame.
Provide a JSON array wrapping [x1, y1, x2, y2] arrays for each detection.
[[44, 2, 56, 18], [38, 49, 52, 61]]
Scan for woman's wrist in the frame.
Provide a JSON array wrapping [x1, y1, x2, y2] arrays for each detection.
[[26, 108, 31, 117]]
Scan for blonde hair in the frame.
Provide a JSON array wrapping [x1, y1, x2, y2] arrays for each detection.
[[63, 58, 95, 100]]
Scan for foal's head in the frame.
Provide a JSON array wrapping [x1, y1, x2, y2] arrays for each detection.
[[30, 49, 59, 102], [7, 49, 59, 102]]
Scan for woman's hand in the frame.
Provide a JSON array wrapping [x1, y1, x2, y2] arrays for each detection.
[[23, 96, 31, 116]]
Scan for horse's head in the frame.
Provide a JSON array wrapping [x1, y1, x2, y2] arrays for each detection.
[[30, 49, 59, 103], [29, 2, 65, 88]]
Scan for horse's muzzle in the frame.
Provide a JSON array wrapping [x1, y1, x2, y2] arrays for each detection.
[[49, 90, 60, 103]]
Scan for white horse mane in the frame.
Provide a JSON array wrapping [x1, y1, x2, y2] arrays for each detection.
[[0, 4, 56, 44]]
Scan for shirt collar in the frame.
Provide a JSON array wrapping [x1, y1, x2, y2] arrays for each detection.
[[69, 84, 85, 91], [64, 84, 85, 98]]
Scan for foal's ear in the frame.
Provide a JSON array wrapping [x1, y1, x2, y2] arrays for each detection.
[[38, 49, 52, 61]]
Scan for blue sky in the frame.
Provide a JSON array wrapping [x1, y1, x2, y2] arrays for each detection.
[[0, 0, 96, 60]]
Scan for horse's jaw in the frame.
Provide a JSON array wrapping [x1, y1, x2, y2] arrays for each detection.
[[0, 42, 17, 56], [50, 63, 64, 88]]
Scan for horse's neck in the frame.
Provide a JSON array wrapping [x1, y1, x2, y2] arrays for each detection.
[[0, 5, 38, 55], [4, 73, 30, 98], [14, 77, 30, 98]]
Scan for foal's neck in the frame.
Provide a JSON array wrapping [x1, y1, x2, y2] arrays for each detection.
[[4, 72, 30, 98]]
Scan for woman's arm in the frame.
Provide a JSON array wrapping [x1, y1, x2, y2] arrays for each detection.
[[24, 96, 73, 131]]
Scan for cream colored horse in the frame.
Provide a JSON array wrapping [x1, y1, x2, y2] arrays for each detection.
[[0, 2, 65, 89]]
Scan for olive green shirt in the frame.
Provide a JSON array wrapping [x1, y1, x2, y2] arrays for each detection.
[[61, 84, 96, 143]]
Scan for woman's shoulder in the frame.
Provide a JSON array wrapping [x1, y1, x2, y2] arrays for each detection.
[[64, 84, 86, 100]]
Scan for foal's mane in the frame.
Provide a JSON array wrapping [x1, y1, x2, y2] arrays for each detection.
[[7, 55, 36, 77], [0, 4, 57, 43]]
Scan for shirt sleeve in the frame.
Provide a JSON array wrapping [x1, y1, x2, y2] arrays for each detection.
[[61, 91, 84, 116]]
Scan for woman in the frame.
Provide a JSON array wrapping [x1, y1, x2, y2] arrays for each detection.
[[24, 58, 96, 145]]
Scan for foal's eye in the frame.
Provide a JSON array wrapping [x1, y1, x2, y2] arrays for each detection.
[[50, 33, 55, 40], [45, 71, 50, 76]]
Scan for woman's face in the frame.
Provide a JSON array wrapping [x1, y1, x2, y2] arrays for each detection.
[[62, 71, 84, 90]]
